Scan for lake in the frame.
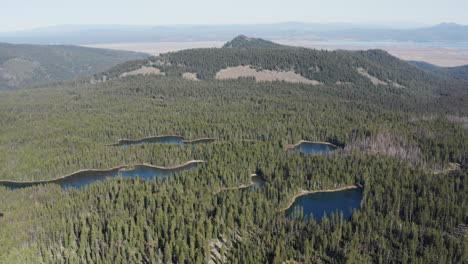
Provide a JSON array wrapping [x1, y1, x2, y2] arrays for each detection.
[[286, 188, 363, 221], [0, 161, 204, 190], [289, 141, 338, 155], [109, 136, 217, 147], [110, 135, 184, 146]]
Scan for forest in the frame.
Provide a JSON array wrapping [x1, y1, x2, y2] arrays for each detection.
[[99, 37, 454, 92], [0, 42, 148, 90], [0, 40, 467, 263]]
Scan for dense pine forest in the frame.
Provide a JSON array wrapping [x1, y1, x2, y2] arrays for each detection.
[[0, 38, 467, 263]]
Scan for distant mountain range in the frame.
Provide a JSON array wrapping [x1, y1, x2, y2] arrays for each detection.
[[0, 42, 148, 89], [1, 23, 467, 45]]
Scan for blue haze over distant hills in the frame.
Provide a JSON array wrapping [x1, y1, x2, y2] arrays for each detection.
[[0, 22, 467, 45]]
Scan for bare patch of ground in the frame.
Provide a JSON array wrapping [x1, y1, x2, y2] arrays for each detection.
[[120, 66, 164, 78], [389, 80, 405, 88], [215, 65, 322, 85], [356, 67, 388, 85], [356, 67, 405, 87], [182, 72, 199, 81]]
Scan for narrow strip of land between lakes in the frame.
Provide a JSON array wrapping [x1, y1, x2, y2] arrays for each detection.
[[214, 174, 258, 195]]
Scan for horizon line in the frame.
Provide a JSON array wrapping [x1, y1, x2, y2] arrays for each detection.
[[0, 21, 462, 33]]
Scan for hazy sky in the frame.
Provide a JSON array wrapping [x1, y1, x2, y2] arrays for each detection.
[[1, 0, 467, 31]]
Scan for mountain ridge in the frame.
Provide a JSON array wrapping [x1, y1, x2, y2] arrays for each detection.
[[409, 60, 468, 81], [99, 36, 451, 92], [0, 42, 149, 89]]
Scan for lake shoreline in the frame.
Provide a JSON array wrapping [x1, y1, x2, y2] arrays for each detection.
[[105, 135, 184, 146], [285, 140, 339, 151], [0, 160, 206, 187], [183, 138, 218, 144], [280, 184, 361, 212], [106, 135, 218, 146]]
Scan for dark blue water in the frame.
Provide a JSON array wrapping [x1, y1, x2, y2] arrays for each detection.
[[117, 166, 172, 180], [113, 136, 216, 147], [59, 166, 179, 189], [286, 188, 363, 221], [114, 136, 184, 146], [0, 163, 201, 190], [294, 142, 337, 155]]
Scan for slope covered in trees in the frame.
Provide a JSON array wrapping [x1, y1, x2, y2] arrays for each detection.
[[0, 42, 148, 90], [0, 39, 467, 263], [222, 35, 284, 49], [409, 60, 468, 81], [100, 36, 458, 97]]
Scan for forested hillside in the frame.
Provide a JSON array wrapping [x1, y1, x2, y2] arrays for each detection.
[[99, 36, 457, 96], [0, 38, 467, 263], [409, 60, 468, 81], [222, 35, 284, 48], [0, 42, 148, 89]]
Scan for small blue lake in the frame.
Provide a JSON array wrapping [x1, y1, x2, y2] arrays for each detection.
[[286, 188, 363, 221], [111, 136, 184, 146], [290, 142, 338, 155], [0, 162, 203, 190], [109, 136, 216, 147]]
